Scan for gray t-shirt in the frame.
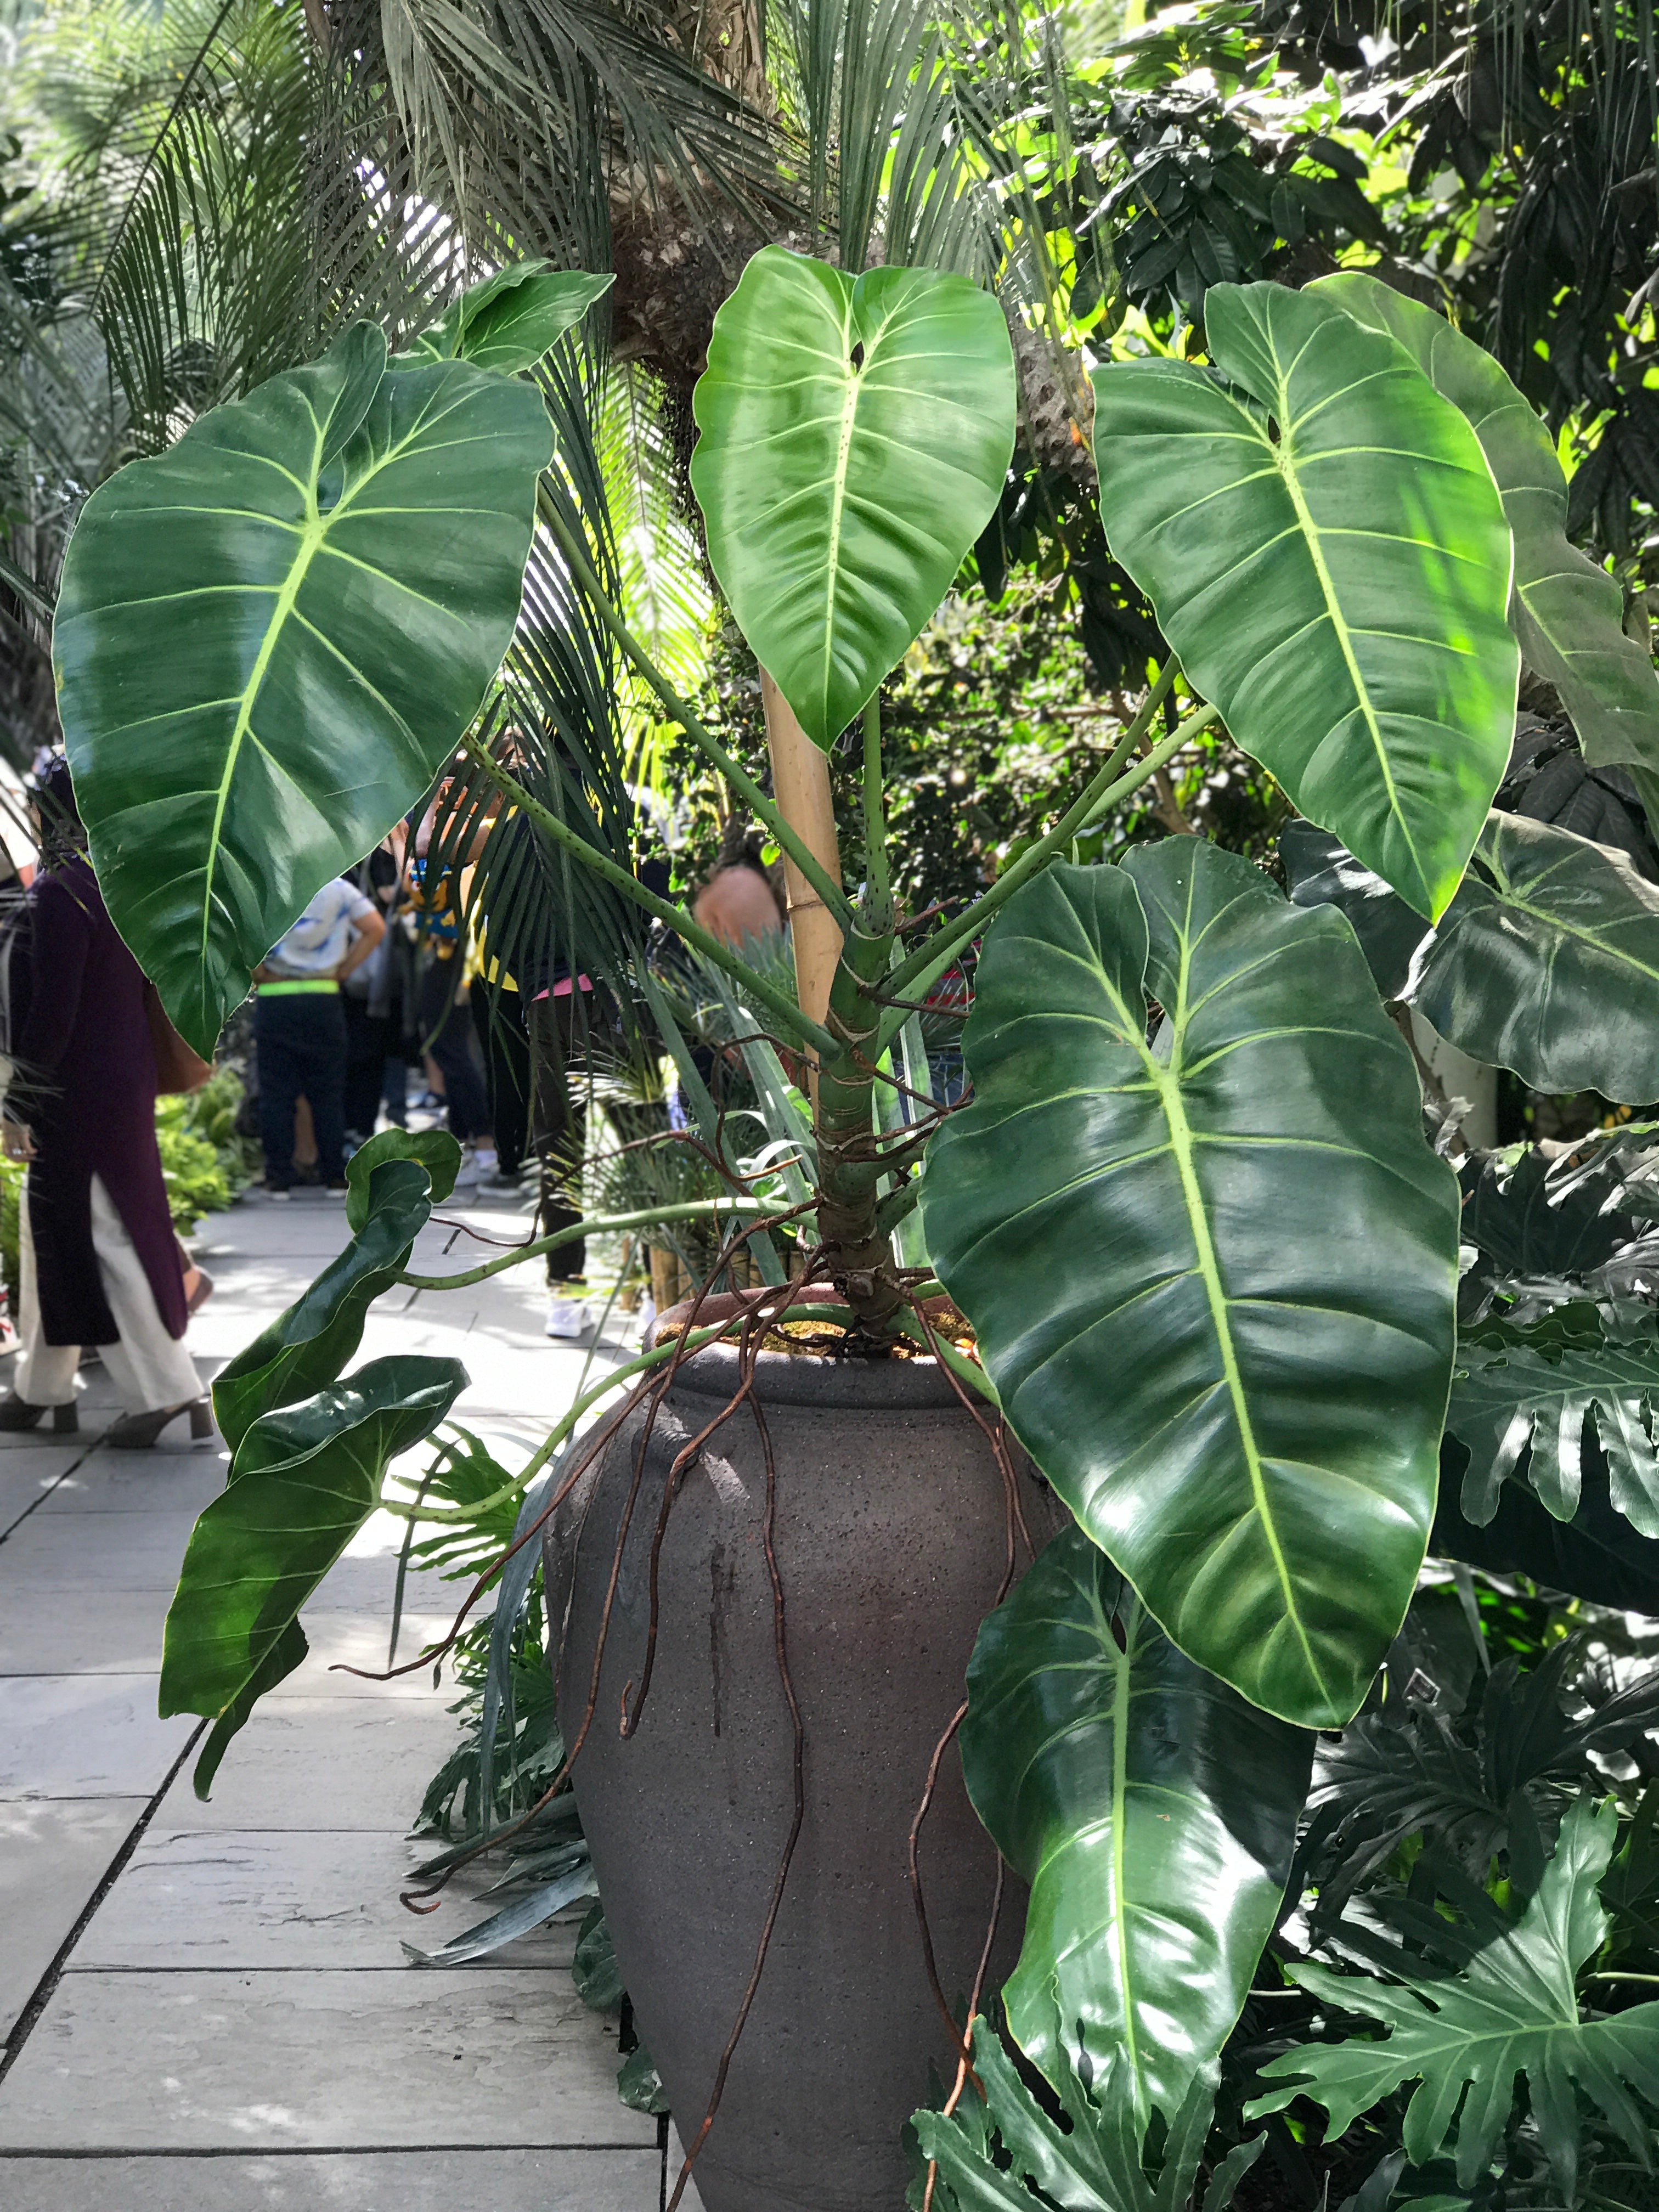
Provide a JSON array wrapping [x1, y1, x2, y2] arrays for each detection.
[[264, 878, 375, 979]]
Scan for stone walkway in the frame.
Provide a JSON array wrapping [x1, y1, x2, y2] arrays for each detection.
[[0, 1183, 684, 2210]]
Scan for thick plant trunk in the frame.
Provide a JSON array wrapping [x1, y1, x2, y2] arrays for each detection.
[[760, 670, 842, 1030]]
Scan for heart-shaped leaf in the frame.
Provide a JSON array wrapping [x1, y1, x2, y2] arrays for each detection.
[[922, 843, 1459, 1728], [690, 246, 1016, 748], [1284, 812, 1659, 1103], [1313, 271, 1659, 774], [55, 324, 552, 1053], [409, 262, 614, 374], [961, 1525, 1312, 2123], [1092, 280, 1519, 919], [162, 1354, 467, 1795], [212, 1155, 437, 1452]]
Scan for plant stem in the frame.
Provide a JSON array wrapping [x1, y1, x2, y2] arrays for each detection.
[[892, 1310, 1000, 1404], [540, 493, 852, 928], [395, 1198, 771, 1290], [392, 1319, 741, 1528], [862, 695, 893, 932], [458, 731, 836, 1059], [883, 661, 1182, 1009], [877, 696, 1217, 1053]]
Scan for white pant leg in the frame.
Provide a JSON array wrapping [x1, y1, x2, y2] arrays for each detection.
[[85, 1178, 202, 1414], [14, 1172, 81, 1407]]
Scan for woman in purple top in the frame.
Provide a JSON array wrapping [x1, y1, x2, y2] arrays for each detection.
[[0, 760, 210, 1446]]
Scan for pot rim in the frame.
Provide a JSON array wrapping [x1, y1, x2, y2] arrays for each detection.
[[652, 1289, 973, 1411]]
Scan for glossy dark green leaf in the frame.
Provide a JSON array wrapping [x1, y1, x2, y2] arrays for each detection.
[[1092, 281, 1518, 919], [212, 1156, 436, 1454], [409, 263, 614, 374], [1314, 272, 1659, 774], [1249, 1799, 1659, 2196], [1414, 813, 1659, 1103], [1284, 811, 1659, 1103], [56, 324, 552, 1053], [922, 842, 1459, 1728], [162, 1355, 467, 1795], [961, 1525, 1312, 2121], [1280, 820, 1428, 999], [690, 247, 1015, 749], [1451, 1337, 1659, 1534]]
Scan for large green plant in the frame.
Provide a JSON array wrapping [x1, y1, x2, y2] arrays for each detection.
[[48, 252, 1659, 2180]]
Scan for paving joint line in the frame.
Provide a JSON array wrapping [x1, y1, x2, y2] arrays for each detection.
[[0, 1719, 206, 2087], [0, 1434, 99, 1544]]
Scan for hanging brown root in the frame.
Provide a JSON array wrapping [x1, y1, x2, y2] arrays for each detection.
[[665, 1375, 805, 2212]]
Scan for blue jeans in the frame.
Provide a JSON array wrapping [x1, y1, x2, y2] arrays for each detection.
[[256, 992, 348, 1186]]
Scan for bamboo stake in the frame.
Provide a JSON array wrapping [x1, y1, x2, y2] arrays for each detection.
[[761, 669, 844, 1037]]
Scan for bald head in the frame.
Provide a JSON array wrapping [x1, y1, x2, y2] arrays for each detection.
[[693, 865, 786, 953]]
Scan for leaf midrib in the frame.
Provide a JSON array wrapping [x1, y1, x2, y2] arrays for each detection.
[[1146, 879, 1332, 1711], [1263, 370, 1424, 902]]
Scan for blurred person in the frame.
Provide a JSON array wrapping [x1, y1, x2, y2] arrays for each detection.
[[341, 842, 407, 1148], [0, 759, 210, 1445], [254, 876, 384, 1197], [407, 771, 493, 1180], [692, 857, 787, 952]]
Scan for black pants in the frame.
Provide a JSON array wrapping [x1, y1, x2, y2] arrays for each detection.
[[531, 991, 589, 1280], [417, 957, 492, 1143], [482, 990, 532, 1176], [256, 992, 347, 1187], [342, 994, 393, 1141]]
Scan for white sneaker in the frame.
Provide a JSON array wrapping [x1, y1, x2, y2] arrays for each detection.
[[637, 1294, 658, 1346], [471, 1148, 498, 1178], [545, 1299, 590, 1339], [450, 1154, 481, 1190]]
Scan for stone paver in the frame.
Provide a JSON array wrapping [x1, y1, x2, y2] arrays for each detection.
[[0, 2148, 662, 2211], [0, 1183, 670, 2206]]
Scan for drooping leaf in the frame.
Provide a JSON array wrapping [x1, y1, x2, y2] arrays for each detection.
[[1449, 1336, 1659, 1533], [1301, 1634, 1659, 1936], [1457, 1146, 1637, 1291], [408, 262, 614, 374], [1248, 1798, 1659, 2196], [402, 1860, 594, 1966], [211, 1156, 437, 1453], [1280, 820, 1427, 1000], [162, 1355, 467, 1795], [1313, 272, 1659, 774], [343, 1126, 460, 1231], [1283, 811, 1659, 1103], [923, 843, 1459, 1728], [961, 1525, 1312, 2123], [1435, 1431, 1659, 1616], [689, 246, 1016, 749], [913, 2017, 1263, 2212], [1602, 1788, 1659, 1963], [1092, 280, 1519, 919], [572, 1901, 624, 2012], [1413, 814, 1659, 1103], [56, 324, 552, 1053], [616, 2042, 670, 2115]]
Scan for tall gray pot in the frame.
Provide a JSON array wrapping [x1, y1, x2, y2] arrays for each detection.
[[552, 1334, 1060, 2212]]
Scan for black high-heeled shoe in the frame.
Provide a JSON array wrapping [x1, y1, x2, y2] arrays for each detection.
[[0, 1391, 77, 1434], [104, 1399, 215, 1449]]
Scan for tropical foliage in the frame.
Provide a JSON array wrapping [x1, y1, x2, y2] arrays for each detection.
[[8, 0, 1659, 2196]]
